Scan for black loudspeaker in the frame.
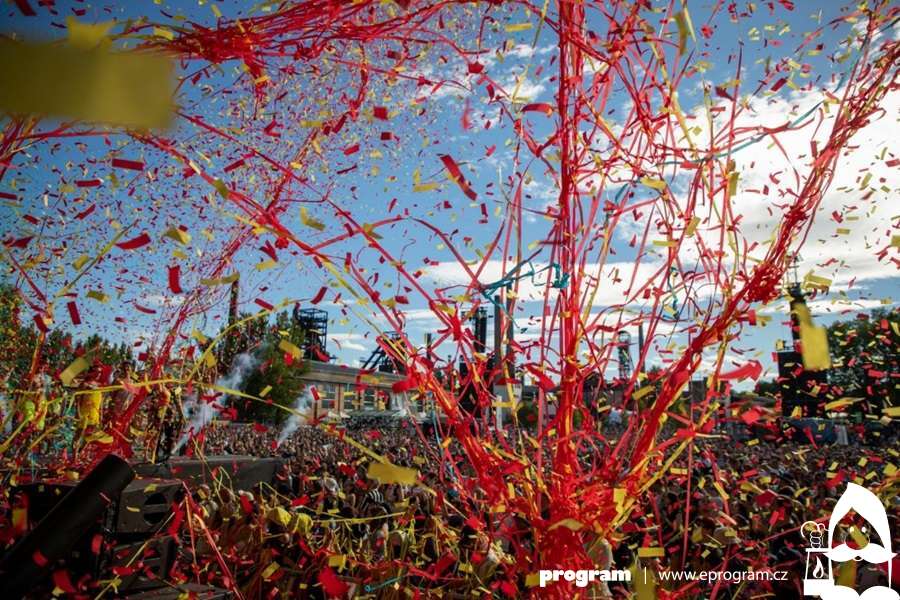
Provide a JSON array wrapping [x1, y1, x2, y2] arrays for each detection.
[[133, 456, 282, 492], [777, 350, 828, 418], [19, 478, 183, 536], [0, 455, 135, 600], [114, 479, 183, 534], [106, 535, 176, 592], [12, 477, 183, 597]]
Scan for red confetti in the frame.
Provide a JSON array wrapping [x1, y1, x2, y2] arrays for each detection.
[[111, 158, 145, 171], [438, 154, 477, 201], [168, 265, 183, 294], [116, 232, 152, 250], [66, 301, 81, 325], [318, 567, 348, 598]]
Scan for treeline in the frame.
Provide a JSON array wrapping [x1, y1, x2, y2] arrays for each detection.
[[753, 306, 898, 411], [0, 282, 309, 425]]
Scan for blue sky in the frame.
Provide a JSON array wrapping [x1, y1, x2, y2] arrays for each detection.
[[1, 1, 897, 390]]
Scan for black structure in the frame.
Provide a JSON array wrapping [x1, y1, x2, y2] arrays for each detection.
[[292, 307, 329, 360], [776, 283, 829, 418], [458, 306, 491, 416], [123, 584, 232, 599], [361, 331, 405, 374], [472, 306, 488, 355], [617, 330, 633, 381], [134, 455, 283, 493], [11, 477, 183, 595], [228, 279, 239, 326], [0, 455, 135, 599], [5, 456, 281, 598]]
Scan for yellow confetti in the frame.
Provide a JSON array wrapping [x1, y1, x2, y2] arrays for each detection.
[[60, 356, 90, 386], [641, 177, 667, 191], [505, 22, 533, 32], [825, 398, 861, 411], [260, 562, 280, 580], [803, 272, 832, 291], [361, 223, 382, 240], [163, 227, 191, 245], [67, 17, 114, 50], [366, 461, 418, 485], [859, 172, 872, 189], [153, 27, 175, 41], [673, 9, 696, 53], [548, 518, 584, 532], [727, 171, 739, 196], [200, 273, 239, 287], [278, 339, 303, 358], [713, 481, 730, 501], [327, 555, 346, 569], [0, 40, 174, 129], [212, 179, 230, 198], [632, 385, 653, 400], [685, 217, 700, 236], [300, 207, 326, 231], [87, 290, 109, 303]]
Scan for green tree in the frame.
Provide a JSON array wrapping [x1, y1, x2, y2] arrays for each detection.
[[217, 311, 268, 372], [1, 282, 28, 388], [223, 309, 309, 424], [753, 379, 781, 398], [826, 307, 898, 411], [1, 281, 138, 393]]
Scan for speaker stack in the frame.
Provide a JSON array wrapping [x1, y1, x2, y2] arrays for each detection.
[[133, 455, 283, 493], [3, 455, 285, 598], [11, 477, 184, 595], [6, 474, 233, 598]]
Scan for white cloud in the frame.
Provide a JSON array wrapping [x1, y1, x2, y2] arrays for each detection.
[[604, 78, 900, 310], [328, 332, 369, 352], [698, 86, 899, 289], [505, 43, 555, 59], [143, 294, 185, 307], [503, 75, 545, 102], [424, 258, 669, 309], [760, 296, 894, 316], [401, 308, 443, 321]]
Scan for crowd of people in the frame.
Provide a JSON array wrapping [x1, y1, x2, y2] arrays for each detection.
[[180, 418, 899, 598]]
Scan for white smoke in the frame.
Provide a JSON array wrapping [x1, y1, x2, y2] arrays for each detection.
[[176, 352, 258, 451], [277, 387, 312, 447]]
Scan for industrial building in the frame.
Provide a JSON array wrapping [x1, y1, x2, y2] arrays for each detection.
[[298, 359, 410, 419]]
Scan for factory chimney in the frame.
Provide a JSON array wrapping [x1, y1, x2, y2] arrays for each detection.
[[228, 279, 239, 326]]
